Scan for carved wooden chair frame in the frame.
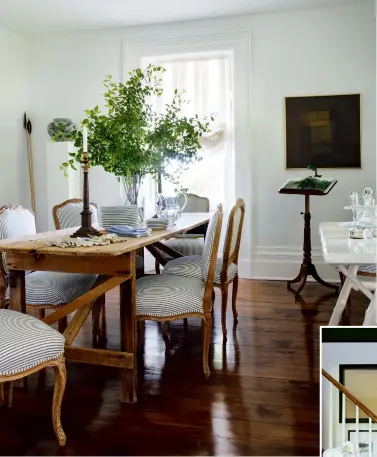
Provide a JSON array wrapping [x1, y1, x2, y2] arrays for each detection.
[[138, 205, 223, 378], [0, 354, 67, 446], [216, 198, 245, 339], [52, 198, 98, 230]]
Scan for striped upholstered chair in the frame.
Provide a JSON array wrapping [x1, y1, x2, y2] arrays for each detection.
[[52, 198, 99, 230], [161, 199, 245, 339], [97, 205, 144, 271], [155, 193, 210, 273], [0, 308, 66, 445], [136, 205, 223, 378], [0, 204, 97, 333]]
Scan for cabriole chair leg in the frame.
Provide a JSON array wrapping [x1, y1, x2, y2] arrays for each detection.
[[52, 358, 67, 447]]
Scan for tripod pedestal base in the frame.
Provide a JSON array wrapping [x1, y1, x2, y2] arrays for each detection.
[[287, 261, 338, 296]]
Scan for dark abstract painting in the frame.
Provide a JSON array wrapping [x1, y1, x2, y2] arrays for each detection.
[[285, 94, 361, 168]]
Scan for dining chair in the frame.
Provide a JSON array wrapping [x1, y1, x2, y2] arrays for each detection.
[[0, 204, 97, 334], [52, 198, 99, 230], [136, 204, 223, 378], [97, 205, 144, 272], [155, 193, 210, 273], [161, 199, 245, 339], [0, 308, 66, 446]]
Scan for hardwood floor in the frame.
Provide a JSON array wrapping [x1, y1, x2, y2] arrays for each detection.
[[0, 279, 369, 456]]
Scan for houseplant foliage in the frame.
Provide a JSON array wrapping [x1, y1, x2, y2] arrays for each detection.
[[61, 65, 213, 205]]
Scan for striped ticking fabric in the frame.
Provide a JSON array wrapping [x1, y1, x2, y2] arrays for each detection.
[[0, 309, 65, 376], [5, 271, 97, 305], [201, 210, 221, 283], [136, 274, 205, 317], [98, 205, 140, 228], [0, 207, 36, 273], [358, 264, 377, 275], [224, 206, 242, 260], [161, 238, 204, 257], [162, 255, 238, 284], [98, 205, 143, 268], [56, 202, 99, 229]]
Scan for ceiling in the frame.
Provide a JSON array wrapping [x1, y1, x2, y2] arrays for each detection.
[[0, 0, 367, 35]]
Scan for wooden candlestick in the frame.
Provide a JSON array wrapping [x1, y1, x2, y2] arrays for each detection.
[[71, 150, 102, 238]]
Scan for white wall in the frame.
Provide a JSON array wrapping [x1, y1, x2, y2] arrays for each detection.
[[322, 342, 377, 450], [0, 26, 29, 207], [28, 2, 376, 278]]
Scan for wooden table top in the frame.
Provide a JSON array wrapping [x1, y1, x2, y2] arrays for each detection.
[[0, 213, 210, 258]]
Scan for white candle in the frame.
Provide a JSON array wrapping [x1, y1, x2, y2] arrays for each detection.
[[83, 126, 88, 151]]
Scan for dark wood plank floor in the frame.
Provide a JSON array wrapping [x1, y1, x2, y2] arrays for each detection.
[[0, 279, 369, 456]]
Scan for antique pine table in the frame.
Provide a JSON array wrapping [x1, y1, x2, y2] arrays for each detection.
[[0, 213, 209, 403]]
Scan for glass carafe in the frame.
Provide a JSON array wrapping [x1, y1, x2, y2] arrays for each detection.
[[156, 191, 188, 226]]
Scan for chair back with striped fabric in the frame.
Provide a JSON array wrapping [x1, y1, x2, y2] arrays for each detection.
[[183, 194, 210, 213], [0, 205, 36, 274], [98, 205, 140, 229], [201, 205, 223, 285], [53, 199, 98, 230], [221, 199, 245, 282]]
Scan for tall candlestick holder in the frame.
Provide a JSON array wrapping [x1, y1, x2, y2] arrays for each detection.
[[71, 150, 102, 238]]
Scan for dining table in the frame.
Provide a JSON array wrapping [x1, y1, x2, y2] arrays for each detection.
[[0, 212, 210, 403], [319, 222, 377, 325]]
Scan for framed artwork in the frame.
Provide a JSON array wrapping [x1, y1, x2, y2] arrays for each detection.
[[348, 430, 377, 456], [285, 94, 361, 169], [339, 365, 377, 423]]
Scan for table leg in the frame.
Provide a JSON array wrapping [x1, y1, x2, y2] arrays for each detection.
[[329, 265, 358, 326], [363, 293, 377, 326], [9, 270, 26, 313], [120, 252, 137, 403]]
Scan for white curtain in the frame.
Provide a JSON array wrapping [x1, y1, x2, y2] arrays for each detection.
[[141, 55, 235, 212]]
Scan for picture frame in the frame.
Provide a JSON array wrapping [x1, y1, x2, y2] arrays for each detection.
[[285, 94, 361, 169], [348, 430, 377, 455], [339, 365, 377, 423]]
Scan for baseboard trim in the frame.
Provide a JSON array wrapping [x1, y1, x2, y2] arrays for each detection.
[[238, 245, 340, 282]]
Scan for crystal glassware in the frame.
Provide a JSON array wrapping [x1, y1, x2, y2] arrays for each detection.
[[348, 191, 360, 227]]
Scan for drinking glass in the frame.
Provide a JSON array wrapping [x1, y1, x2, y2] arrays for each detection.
[[349, 191, 360, 226]]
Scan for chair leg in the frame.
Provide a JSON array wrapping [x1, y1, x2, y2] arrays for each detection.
[[101, 295, 107, 340], [202, 312, 212, 379], [162, 321, 170, 348], [155, 259, 161, 275], [52, 358, 67, 447], [0, 383, 5, 408], [58, 316, 68, 334], [231, 275, 239, 321], [38, 309, 46, 320], [220, 283, 228, 340], [137, 321, 145, 350]]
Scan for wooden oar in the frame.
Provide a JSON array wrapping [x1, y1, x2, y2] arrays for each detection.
[[24, 112, 36, 215]]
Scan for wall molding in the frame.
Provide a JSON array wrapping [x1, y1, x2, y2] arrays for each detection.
[[238, 245, 340, 282]]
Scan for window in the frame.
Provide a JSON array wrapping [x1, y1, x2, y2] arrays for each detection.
[[140, 52, 235, 211]]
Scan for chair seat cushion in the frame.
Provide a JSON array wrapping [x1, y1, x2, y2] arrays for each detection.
[[162, 255, 238, 284], [136, 274, 205, 318], [6, 271, 97, 306], [161, 238, 205, 258], [0, 309, 65, 376], [358, 264, 377, 276]]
